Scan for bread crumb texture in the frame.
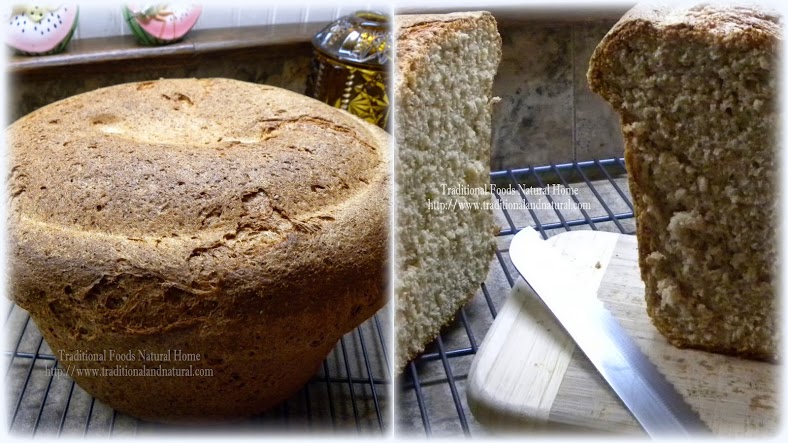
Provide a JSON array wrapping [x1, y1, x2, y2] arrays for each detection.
[[588, 3, 780, 361], [7, 78, 390, 422], [394, 12, 502, 369]]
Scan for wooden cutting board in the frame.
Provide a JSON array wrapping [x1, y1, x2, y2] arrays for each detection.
[[467, 231, 778, 436]]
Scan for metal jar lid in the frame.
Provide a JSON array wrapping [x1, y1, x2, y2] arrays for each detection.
[[311, 11, 390, 69]]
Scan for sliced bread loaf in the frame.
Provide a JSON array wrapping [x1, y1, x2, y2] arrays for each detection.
[[395, 12, 502, 369], [588, 3, 779, 360]]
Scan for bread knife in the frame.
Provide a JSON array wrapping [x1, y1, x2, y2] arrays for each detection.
[[508, 227, 710, 436]]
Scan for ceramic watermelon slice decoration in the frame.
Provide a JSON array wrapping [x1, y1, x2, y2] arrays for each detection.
[[6, 4, 79, 55], [123, 4, 201, 45]]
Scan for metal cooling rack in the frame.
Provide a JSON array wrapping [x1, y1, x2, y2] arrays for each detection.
[[4, 301, 391, 436], [398, 157, 637, 436]]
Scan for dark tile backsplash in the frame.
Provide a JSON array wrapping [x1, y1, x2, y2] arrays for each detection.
[[491, 18, 624, 170]]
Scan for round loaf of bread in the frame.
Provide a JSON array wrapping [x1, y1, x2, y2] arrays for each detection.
[[7, 78, 389, 423]]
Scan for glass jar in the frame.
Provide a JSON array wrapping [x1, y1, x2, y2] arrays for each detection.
[[306, 11, 390, 131]]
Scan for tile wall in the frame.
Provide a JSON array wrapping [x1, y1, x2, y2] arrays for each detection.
[[491, 19, 625, 170]]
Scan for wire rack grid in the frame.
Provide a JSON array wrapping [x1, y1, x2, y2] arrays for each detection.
[[397, 157, 637, 436], [4, 299, 391, 436]]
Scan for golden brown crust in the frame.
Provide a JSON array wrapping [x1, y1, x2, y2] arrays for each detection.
[[588, 2, 780, 108], [7, 78, 390, 422]]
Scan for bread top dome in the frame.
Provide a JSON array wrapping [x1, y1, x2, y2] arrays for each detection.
[[8, 78, 388, 241], [8, 79, 389, 334]]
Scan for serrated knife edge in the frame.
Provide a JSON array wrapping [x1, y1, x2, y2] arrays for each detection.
[[509, 227, 711, 436]]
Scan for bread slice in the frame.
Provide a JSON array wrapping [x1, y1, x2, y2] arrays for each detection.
[[588, 3, 779, 361], [7, 78, 390, 422], [394, 12, 502, 369]]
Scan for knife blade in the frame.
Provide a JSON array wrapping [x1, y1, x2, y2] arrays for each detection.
[[509, 227, 710, 436]]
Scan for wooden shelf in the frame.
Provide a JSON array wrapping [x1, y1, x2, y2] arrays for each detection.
[[8, 22, 323, 74]]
